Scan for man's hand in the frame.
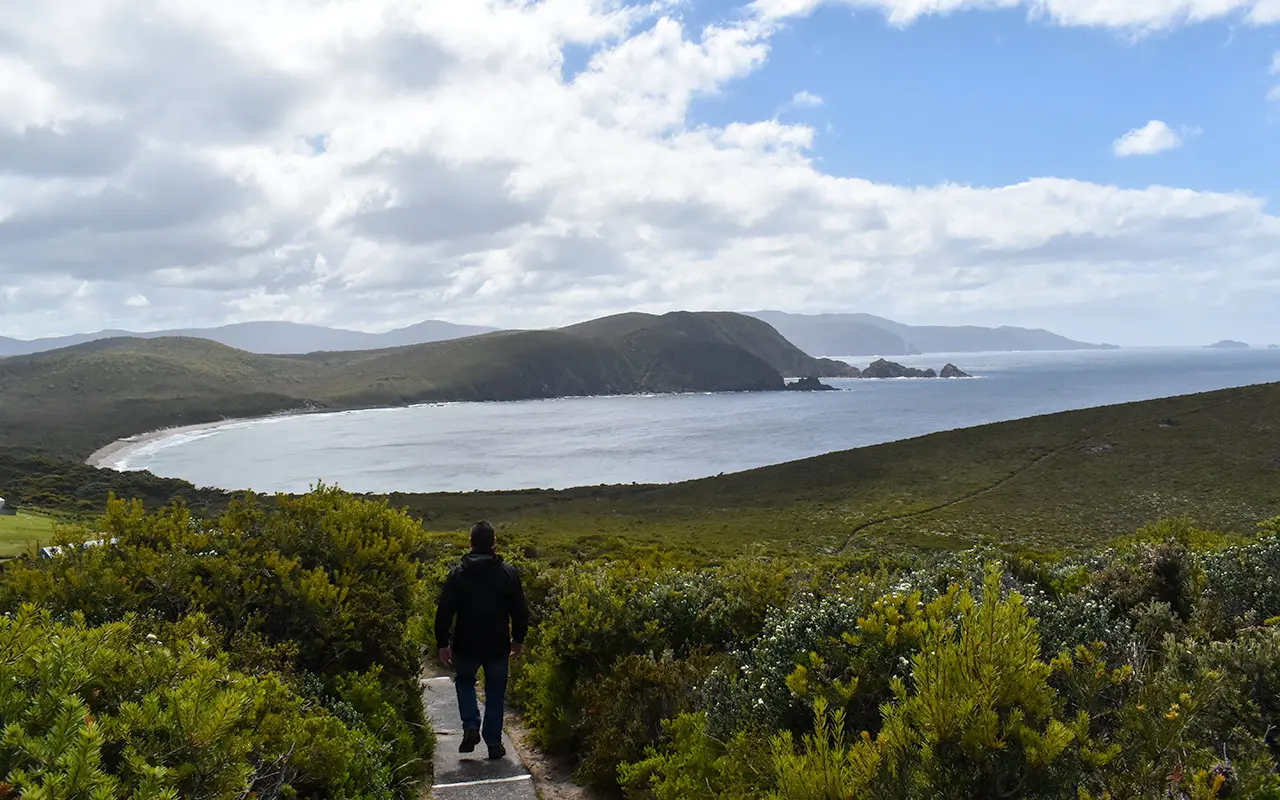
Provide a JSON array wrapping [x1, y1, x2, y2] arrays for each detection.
[[438, 647, 453, 667], [511, 642, 525, 659]]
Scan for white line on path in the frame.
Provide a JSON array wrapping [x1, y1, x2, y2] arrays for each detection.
[[433, 775, 533, 790]]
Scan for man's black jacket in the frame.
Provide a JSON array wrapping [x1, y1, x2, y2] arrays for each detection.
[[434, 551, 530, 661]]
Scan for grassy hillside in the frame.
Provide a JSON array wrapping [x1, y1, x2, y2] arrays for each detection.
[[0, 337, 316, 458], [564, 311, 859, 378], [296, 329, 640, 405], [0, 312, 836, 459], [389, 382, 1280, 557]]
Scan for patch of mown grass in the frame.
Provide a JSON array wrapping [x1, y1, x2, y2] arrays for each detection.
[[0, 510, 57, 557]]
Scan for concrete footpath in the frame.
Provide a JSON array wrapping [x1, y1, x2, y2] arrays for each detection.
[[423, 675, 538, 799]]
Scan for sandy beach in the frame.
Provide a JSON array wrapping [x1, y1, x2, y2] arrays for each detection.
[[85, 416, 295, 470], [83, 402, 376, 470], [83, 400, 447, 472]]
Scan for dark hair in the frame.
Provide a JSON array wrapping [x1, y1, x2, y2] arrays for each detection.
[[470, 520, 496, 553]]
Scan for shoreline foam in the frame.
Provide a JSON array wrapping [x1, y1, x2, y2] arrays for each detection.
[[86, 420, 244, 469], [84, 411, 322, 470]]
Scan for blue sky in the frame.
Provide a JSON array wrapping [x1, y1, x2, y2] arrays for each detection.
[[681, 3, 1279, 199]]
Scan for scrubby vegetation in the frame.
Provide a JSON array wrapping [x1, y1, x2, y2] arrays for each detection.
[[0, 488, 438, 799], [0, 450, 237, 520], [9, 486, 1280, 797], [495, 517, 1280, 798]]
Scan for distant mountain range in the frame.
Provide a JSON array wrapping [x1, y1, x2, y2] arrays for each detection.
[[746, 311, 1117, 356], [1, 311, 1116, 359], [0, 320, 497, 357]]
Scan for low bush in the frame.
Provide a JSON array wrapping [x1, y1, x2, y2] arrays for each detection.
[[0, 488, 435, 798], [0, 606, 394, 799], [500, 524, 1280, 798], [11, 487, 1280, 799]]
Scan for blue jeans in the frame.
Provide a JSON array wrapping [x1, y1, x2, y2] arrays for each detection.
[[454, 656, 509, 747]]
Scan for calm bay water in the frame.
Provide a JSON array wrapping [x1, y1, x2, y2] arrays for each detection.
[[107, 348, 1280, 494]]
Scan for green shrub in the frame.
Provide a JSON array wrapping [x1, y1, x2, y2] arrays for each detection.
[[1199, 529, 1280, 635], [618, 550, 1280, 800], [0, 606, 393, 799], [619, 712, 771, 799], [512, 557, 798, 757], [1093, 539, 1202, 623], [0, 489, 435, 798], [768, 698, 880, 800], [573, 651, 726, 789], [707, 571, 893, 738]]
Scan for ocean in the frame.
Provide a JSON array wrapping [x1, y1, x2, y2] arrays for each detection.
[[103, 348, 1280, 494]]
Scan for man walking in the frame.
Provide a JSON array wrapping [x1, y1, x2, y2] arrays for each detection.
[[435, 520, 530, 759]]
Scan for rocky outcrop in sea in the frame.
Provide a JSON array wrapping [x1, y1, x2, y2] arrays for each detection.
[[853, 359, 970, 379], [786, 376, 839, 391]]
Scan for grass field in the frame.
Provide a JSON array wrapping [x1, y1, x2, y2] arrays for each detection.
[[0, 510, 57, 557]]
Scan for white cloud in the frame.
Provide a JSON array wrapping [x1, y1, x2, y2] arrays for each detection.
[[775, 89, 823, 116], [0, 0, 1276, 346], [1112, 120, 1185, 157], [790, 90, 823, 108], [750, 0, 1280, 29], [125, 294, 150, 307]]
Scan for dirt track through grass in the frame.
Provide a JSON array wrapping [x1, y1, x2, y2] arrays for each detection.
[[838, 435, 1096, 553]]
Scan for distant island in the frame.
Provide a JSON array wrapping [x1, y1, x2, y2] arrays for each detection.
[[1205, 340, 1250, 349], [848, 359, 971, 379], [747, 310, 1116, 357], [787, 360, 971, 387], [785, 376, 838, 391]]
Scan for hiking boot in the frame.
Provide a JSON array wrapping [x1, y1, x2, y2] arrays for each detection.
[[459, 728, 481, 753], [487, 742, 506, 760]]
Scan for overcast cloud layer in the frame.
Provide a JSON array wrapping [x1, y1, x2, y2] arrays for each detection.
[[2, 0, 1279, 345]]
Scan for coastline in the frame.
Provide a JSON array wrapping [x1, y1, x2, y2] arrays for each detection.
[[86, 420, 246, 469], [75, 355, 998, 472], [84, 411, 322, 469], [80, 384, 862, 471]]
